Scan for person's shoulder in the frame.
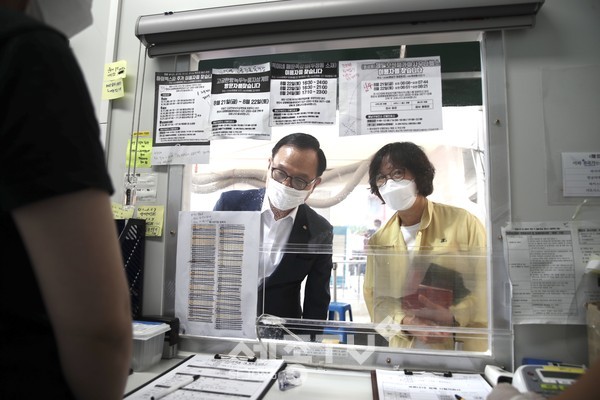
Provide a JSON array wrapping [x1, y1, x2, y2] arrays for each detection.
[[431, 201, 484, 227], [432, 201, 474, 217], [220, 188, 263, 201], [0, 9, 70, 77], [0, 8, 37, 36], [215, 188, 264, 211], [0, 9, 63, 42]]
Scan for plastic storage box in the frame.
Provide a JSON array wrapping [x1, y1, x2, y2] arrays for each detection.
[[132, 321, 171, 371]]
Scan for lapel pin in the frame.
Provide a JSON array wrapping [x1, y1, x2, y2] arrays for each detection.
[[303, 225, 307, 230]]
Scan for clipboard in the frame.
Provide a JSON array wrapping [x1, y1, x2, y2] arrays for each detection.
[[371, 368, 492, 400], [124, 353, 286, 400], [371, 370, 379, 400]]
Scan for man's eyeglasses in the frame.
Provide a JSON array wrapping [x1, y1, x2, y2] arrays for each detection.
[[271, 168, 317, 190], [375, 168, 406, 188]]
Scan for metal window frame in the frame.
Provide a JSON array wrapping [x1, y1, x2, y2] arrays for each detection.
[[158, 29, 514, 371], [135, 0, 543, 58]]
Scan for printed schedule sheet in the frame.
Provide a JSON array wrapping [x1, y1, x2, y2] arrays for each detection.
[[502, 221, 600, 324], [175, 211, 261, 339]]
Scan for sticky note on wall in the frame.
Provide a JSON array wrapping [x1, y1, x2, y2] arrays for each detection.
[[103, 79, 124, 100], [111, 202, 135, 219], [136, 205, 164, 237], [102, 60, 127, 100], [126, 136, 153, 168]]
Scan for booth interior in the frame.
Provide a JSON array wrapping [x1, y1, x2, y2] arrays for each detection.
[[102, 0, 600, 398]]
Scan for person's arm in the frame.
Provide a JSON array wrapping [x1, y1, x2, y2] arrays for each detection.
[[363, 249, 376, 321], [12, 189, 132, 400], [552, 358, 600, 400], [487, 360, 600, 400]]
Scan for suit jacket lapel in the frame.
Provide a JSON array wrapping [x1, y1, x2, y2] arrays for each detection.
[[287, 204, 310, 245]]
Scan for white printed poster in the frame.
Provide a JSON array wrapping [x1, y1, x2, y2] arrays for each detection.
[[339, 56, 443, 136], [175, 211, 260, 339], [561, 152, 600, 197], [152, 71, 212, 165], [270, 61, 338, 126], [210, 63, 271, 139], [502, 221, 600, 324]]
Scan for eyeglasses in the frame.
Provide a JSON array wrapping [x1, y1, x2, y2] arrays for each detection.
[[271, 168, 317, 190], [375, 168, 406, 188]]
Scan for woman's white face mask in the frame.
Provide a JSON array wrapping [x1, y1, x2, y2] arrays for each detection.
[[379, 179, 418, 211], [266, 178, 309, 211]]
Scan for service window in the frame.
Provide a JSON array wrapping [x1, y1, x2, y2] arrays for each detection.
[[167, 31, 509, 371]]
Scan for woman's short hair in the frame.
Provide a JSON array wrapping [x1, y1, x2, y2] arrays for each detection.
[[368, 142, 435, 202]]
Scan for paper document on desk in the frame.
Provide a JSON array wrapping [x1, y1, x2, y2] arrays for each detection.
[[124, 353, 285, 399], [374, 369, 492, 400]]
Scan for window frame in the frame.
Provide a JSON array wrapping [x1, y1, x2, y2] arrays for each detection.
[[160, 30, 513, 371]]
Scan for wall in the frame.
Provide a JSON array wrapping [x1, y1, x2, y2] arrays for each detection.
[[503, 0, 600, 366], [73, 0, 271, 315], [69, 0, 119, 146], [73, 0, 600, 368]]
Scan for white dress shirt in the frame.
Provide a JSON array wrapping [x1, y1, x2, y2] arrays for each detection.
[[259, 197, 298, 282]]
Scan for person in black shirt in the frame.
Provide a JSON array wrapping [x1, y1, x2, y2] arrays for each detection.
[[0, 1, 132, 398]]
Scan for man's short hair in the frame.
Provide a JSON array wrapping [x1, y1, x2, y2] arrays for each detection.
[[271, 133, 327, 177]]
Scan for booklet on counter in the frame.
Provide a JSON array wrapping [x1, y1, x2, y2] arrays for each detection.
[[125, 353, 285, 400]]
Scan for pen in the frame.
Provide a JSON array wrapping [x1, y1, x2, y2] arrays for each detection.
[[455, 394, 466, 400], [151, 374, 200, 400]]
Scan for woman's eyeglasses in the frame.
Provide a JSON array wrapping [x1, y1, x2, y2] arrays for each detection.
[[375, 168, 406, 188]]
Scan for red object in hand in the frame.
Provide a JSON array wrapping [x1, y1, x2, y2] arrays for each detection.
[[401, 284, 453, 309]]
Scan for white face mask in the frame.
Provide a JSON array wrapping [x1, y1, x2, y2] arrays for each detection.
[[379, 179, 418, 211], [26, 0, 94, 38], [266, 178, 309, 211]]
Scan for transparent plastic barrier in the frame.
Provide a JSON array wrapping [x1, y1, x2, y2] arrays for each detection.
[[176, 244, 511, 371], [254, 247, 500, 362]]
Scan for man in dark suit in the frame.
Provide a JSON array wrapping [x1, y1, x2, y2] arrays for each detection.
[[214, 133, 333, 321]]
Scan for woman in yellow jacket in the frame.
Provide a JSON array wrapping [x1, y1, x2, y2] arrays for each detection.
[[363, 142, 487, 350]]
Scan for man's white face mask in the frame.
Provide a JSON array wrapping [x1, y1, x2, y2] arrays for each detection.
[[26, 0, 93, 38], [266, 178, 309, 211]]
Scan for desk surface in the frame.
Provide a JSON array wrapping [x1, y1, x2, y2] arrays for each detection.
[[125, 353, 373, 399]]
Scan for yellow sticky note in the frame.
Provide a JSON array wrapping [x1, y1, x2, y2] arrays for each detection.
[[111, 202, 135, 219], [126, 137, 153, 168], [104, 60, 127, 81], [136, 205, 164, 237], [102, 79, 124, 100]]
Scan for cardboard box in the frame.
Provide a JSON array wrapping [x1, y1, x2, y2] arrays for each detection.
[[132, 321, 170, 371], [586, 302, 600, 365]]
